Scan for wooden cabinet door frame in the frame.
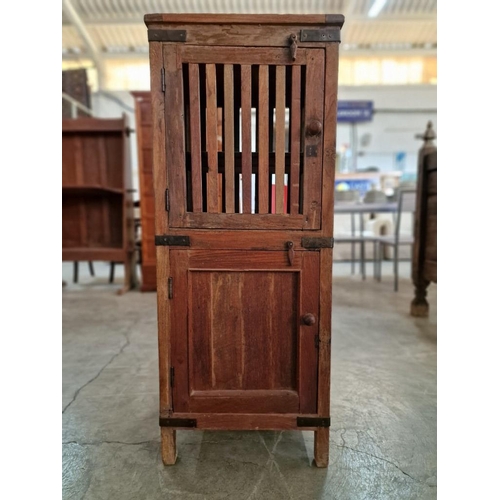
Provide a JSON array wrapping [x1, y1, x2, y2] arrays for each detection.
[[163, 45, 325, 231], [170, 249, 319, 415]]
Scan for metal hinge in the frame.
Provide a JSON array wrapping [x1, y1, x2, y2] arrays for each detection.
[[161, 67, 166, 92], [165, 188, 170, 211], [168, 277, 173, 299], [170, 366, 175, 387]]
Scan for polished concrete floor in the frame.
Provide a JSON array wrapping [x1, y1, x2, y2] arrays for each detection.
[[62, 261, 436, 499]]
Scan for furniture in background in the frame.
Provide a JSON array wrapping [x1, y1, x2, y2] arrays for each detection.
[[334, 190, 360, 274], [374, 189, 416, 291], [146, 13, 344, 467], [411, 122, 437, 316], [62, 68, 92, 118], [131, 91, 156, 291], [62, 115, 137, 294]]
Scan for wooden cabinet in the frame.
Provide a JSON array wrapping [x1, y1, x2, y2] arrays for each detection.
[[145, 13, 344, 467], [411, 122, 437, 316], [131, 92, 157, 291], [62, 115, 137, 293]]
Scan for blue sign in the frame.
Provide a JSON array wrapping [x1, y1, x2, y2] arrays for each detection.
[[337, 101, 374, 123], [335, 179, 374, 198]]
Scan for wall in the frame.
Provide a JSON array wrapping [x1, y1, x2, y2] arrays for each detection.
[[337, 85, 437, 175]]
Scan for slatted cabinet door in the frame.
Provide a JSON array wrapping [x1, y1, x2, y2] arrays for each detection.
[[170, 249, 319, 415], [164, 45, 325, 230]]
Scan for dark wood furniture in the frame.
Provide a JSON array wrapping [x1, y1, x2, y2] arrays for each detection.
[[411, 122, 437, 316], [62, 115, 137, 294], [62, 69, 91, 118], [131, 91, 157, 291], [145, 13, 344, 467]]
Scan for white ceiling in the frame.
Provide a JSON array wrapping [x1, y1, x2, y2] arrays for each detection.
[[62, 0, 437, 59]]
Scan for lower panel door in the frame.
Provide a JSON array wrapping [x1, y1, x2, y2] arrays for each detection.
[[170, 249, 319, 414]]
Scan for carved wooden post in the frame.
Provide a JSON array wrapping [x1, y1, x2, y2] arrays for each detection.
[[411, 121, 436, 317]]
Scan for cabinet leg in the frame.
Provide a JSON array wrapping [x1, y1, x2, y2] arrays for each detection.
[[314, 428, 329, 468], [161, 428, 177, 465], [410, 280, 430, 317]]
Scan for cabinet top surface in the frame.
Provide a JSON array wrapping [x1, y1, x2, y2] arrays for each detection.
[[144, 13, 344, 27]]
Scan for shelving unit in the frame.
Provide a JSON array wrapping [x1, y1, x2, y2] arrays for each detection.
[[62, 115, 137, 293], [131, 91, 156, 291]]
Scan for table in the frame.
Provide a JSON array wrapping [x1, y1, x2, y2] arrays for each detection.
[[334, 202, 398, 278]]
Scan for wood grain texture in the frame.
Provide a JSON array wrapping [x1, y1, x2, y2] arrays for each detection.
[[314, 428, 329, 467], [205, 64, 219, 213], [223, 65, 235, 213], [164, 45, 187, 227], [302, 49, 325, 230], [241, 64, 252, 214], [258, 65, 269, 214], [131, 91, 157, 291], [321, 44, 340, 236], [188, 64, 203, 212], [274, 65, 286, 214], [299, 252, 319, 413], [289, 64, 302, 216], [161, 428, 177, 465]]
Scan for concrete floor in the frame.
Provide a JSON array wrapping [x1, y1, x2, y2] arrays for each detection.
[[62, 261, 436, 499]]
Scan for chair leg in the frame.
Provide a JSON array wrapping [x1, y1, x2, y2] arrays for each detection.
[[73, 262, 78, 283], [351, 242, 355, 275], [109, 262, 115, 284], [361, 240, 366, 280], [373, 241, 377, 280], [88, 261, 95, 276], [394, 245, 399, 292], [377, 243, 383, 282]]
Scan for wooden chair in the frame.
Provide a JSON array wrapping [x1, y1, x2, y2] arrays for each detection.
[[374, 189, 416, 291]]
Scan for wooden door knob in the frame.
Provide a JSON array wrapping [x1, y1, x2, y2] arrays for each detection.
[[302, 313, 316, 326], [306, 120, 322, 137]]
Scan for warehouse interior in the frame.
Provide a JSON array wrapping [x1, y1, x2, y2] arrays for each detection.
[[60, 1, 439, 498], [1, 0, 493, 498]]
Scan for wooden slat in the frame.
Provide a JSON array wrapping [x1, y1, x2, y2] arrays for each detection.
[[163, 412, 324, 430], [189, 271, 213, 392], [164, 46, 186, 228], [188, 64, 203, 212], [180, 46, 307, 65], [317, 248, 333, 416], [321, 44, 340, 235], [224, 65, 235, 213], [212, 272, 244, 389], [258, 65, 269, 214], [171, 251, 189, 412], [290, 65, 301, 215], [150, 42, 170, 412], [299, 252, 319, 413], [302, 50, 325, 230], [181, 212, 304, 229], [275, 66, 286, 214], [145, 14, 335, 24], [241, 65, 252, 214], [205, 64, 219, 213]]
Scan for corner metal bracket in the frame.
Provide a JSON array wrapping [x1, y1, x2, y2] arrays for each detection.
[[297, 417, 331, 427], [300, 28, 340, 43], [148, 29, 187, 42], [301, 237, 334, 249], [159, 418, 197, 428], [155, 235, 190, 246]]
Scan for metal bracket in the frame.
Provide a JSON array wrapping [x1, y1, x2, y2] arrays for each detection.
[[155, 235, 190, 246], [148, 29, 187, 42], [301, 237, 334, 249], [297, 417, 331, 427], [159, 418, 197, 428], [305, 145, 318, 157], [300, 28, 340, 43]]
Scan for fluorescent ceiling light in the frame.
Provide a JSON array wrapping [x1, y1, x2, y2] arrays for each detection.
[[368, 0, 387, 18]]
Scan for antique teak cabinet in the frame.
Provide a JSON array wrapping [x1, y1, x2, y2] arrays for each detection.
[[145, 13, 344, 467]]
